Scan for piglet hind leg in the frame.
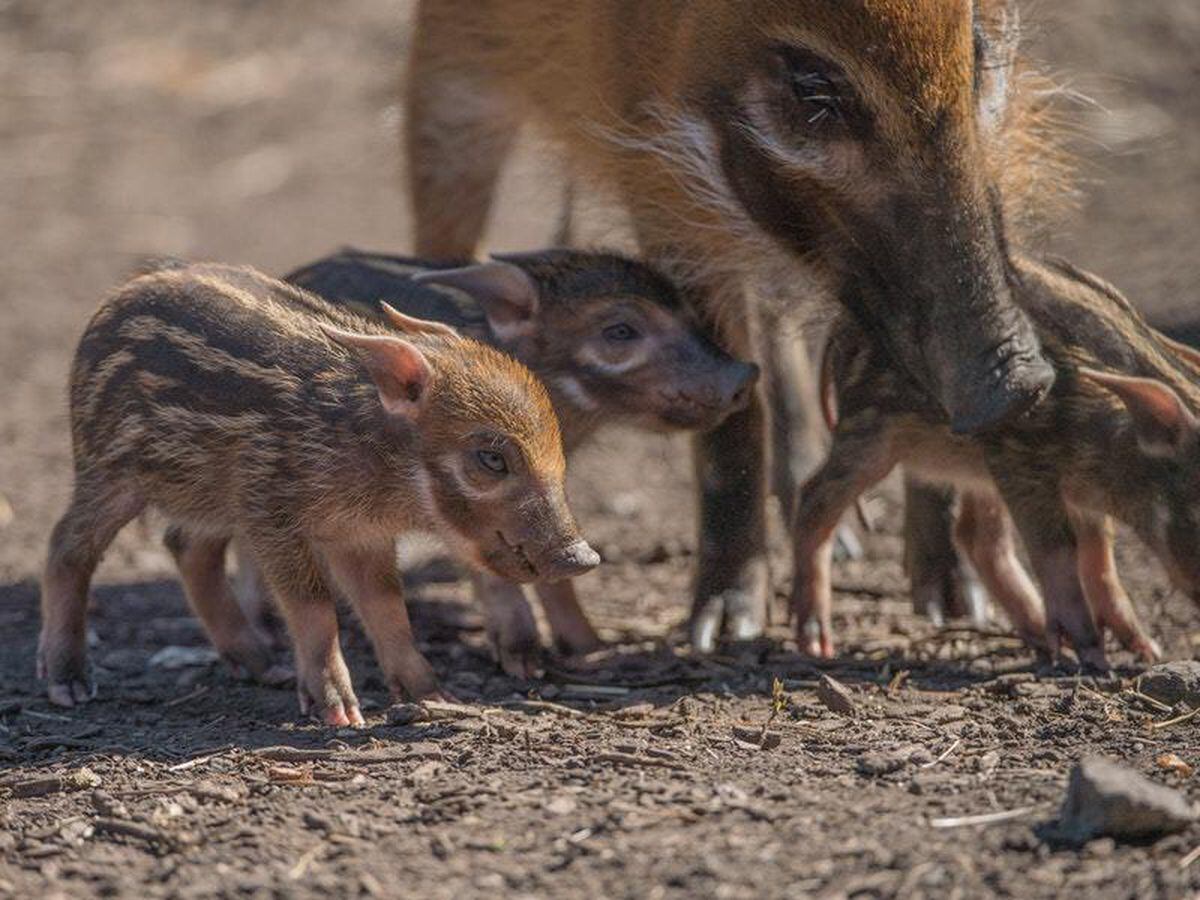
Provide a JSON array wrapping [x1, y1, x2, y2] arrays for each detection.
[[39, 481, 144, 706], [951, 492, 1046, 651], [535, 579, 603, 658], [163, 525, 292, 687], [251, 536, 364, 726], [473, 573, 543, 679], [323, 538, 446, 703], [790, 417, 895, 658], [1070, 513, 1161, 662], [996, 485, 1109, 671], [907, 480, 988, 627]]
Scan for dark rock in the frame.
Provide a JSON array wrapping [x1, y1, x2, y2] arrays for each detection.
[[1139, 661, 1200, 708], [817, 674, 857, 717], [1057, 757, 1194, 844]]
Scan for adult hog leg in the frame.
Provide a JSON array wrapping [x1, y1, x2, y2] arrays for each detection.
[[163, 525, 292, 685], [406, 21, 517, 260], [471, 573, 542, 679], [1069, 513, 1161, 662], [39, 479, 144, 706], [323, 538, 446, 702], [689, 295, 769, 651], [248, 534, 363, 726], [790, 417, 895, 658], [950, 492, 1045, 649], [535, 580, 603, 657], [992, 481, 1108, 670], [907, 481, 987, 627]]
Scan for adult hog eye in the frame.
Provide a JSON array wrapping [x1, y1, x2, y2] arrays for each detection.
[[476, 449, 508, 475], [775, 46, 851, 129], [603, 323, 640, 343]]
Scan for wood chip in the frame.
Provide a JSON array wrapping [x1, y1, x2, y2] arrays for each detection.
[[267, 764, 315, 785], [594, 751, 687, 772], [731, 725, 782, 750], [0, 767, 101, 798], [94, 817, 192, 849], [1157, 753, 1195, 778]]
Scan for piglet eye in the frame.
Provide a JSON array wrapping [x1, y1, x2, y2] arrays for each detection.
[[476, 449, 508, 475], [603, 323, 639, 342]]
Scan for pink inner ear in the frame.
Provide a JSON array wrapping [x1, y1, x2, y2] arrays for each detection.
[[413, 262, 538, 324], [374, 338, 431, 406], [1081, 368, 1195, 450]]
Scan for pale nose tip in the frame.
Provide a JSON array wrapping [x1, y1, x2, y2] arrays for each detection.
[[544, 540, 601, 580]]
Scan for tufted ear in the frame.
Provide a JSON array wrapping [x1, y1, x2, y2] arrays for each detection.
[[321, 325, 432, 418], [379, 302, 459, 339], [412, 261, 538, 341], [1079, 367, 1197, 458]]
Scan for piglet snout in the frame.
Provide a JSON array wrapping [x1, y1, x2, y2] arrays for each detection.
[[539, 540, 601, 581]]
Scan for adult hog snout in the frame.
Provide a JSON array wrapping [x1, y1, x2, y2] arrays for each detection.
[[841, 194, 1055, 434]]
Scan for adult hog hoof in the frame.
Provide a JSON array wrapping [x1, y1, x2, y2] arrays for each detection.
[[690, 559, 770, 653], [910, 563, 988, 629], [831, 525, 864, 562]]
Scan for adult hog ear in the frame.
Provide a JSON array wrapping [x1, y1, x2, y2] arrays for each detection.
[[412, 261, 538, 340], [321, 325, 432, 418], [1079, 367, 1197, 457], [378, 302, 459, 339]]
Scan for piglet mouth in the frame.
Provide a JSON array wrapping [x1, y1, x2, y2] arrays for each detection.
[[655, 390, 726, 428], [495, 531, 537, 579]]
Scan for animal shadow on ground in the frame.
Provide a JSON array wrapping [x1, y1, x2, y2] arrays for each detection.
[[0, 567, 1098, 772]]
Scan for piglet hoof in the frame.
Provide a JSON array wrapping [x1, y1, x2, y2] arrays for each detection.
[[46, 679, 95, 708], [552, 623, 605, 660], [296, 678, 362, 729], [496, 643, 544, 681], [488, 622, 544, 680], [258, 663, 296, 688], [801, 620, 836, 660]]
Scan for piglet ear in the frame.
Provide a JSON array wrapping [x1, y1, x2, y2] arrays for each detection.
[[412, 261, 538, 340], [379, 302, 459, 339], [1078, 367, 1196, 457], [321, 325, 432, 418]]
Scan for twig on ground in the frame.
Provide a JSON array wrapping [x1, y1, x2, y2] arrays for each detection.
[[929, 806, 1035, 828], [0, 767, 101, 798], [594, 750, 687, 772], [920, 738, 962, 769], [163, 686, 209, 709], [1150, 706, 1200, 731]]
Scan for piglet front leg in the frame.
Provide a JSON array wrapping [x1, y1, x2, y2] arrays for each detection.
[[472, 573, 542, 679], [322, 537, 446, 703], [535, 579, 603, 658], [790, 417, 895, 658], [1070, 512, 1161, 662]]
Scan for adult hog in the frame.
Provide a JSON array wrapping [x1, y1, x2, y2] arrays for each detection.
[[405, 0, 1065, 649]]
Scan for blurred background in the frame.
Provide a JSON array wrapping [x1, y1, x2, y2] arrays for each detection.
[[0, 0, 1197, 605]]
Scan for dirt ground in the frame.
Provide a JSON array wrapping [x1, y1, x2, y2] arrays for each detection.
[[3, 2, 1200, 897]]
